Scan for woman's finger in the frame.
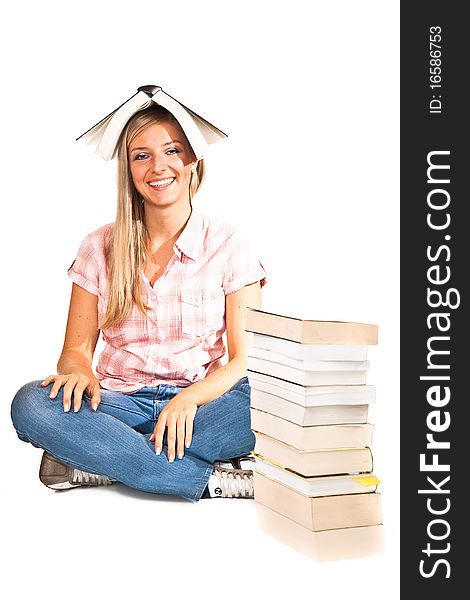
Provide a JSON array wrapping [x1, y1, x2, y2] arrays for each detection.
[[72, 380, 88, 413], [89, 382, 101, 412], [41, 375, 55, 387], [166, 414, 177, 463], [185, 412, 194, 450], [176, 413, 186, 459], [152, 413, 167, 455], [62, 376, 78, 412], [49, 375, 67, 400]]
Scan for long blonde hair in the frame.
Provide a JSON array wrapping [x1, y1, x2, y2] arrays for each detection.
[[101, 104, 205, 329]]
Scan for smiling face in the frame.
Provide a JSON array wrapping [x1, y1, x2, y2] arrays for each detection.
[[128, 121, 196, 208]]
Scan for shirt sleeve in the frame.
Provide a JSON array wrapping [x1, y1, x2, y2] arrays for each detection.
[[222, 231, 267, 295], [67, 232, 101, 296]]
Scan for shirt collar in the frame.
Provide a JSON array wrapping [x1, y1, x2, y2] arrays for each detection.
[[174, 208, 203, 261]]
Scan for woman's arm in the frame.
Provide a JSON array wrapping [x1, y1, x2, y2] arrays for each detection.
[[42, 283, 101, 412], [185, 280, 262, 406], [149, 281, 262, 459]]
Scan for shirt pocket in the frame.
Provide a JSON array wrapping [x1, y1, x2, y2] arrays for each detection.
[[181, 288, 225, 338]]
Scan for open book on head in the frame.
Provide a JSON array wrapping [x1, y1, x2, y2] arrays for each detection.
[[76, 85, 228, 160]]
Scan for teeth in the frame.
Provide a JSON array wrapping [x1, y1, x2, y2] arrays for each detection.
[[149, 177, 175, 187]]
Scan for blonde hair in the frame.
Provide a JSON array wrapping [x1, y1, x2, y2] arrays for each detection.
[[101, 104, 205, 329]]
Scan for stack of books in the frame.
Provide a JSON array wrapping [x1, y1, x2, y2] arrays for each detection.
[[246, 308, 384, 561]]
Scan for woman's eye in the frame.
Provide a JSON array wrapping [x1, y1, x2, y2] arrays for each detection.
[[166, 148, 180, 155], [134, 153, 149, 160]]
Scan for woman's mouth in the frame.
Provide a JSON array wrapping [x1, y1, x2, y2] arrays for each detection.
[[148, 177, 176, 190]]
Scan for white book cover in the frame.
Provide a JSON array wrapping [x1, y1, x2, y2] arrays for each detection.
[[250, 389, 369, 426], [248, 370, 376, 406], [252, 333, 368, 361], [254, 456, 380, 497], [247, 356, 367, 386], [247, 346, 369, 371]]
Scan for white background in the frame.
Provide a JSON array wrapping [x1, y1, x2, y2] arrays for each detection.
[[1, 1, 399, 598]]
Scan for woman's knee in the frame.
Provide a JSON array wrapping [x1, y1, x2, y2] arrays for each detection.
[[11, 379, 51, 432]]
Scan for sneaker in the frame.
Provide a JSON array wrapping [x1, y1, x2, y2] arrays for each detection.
[[39, 451, 115, 490], [206, 456, 255, 498]]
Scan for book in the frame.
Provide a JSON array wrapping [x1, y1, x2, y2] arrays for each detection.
[[256, 503, 384, 562], [76, 85, 228, 160], [254, 455, 380, 497], [247, 355, 368, 386], [248, 370, 376, 406], [254, 432, 373, 477], [246, 308, 378, 345], [250, 388, 370, 426], [252, 332, 368, 361], [248, 346, 370, 372], [250, 408, 374, 449], [254, 472, 383, 531]]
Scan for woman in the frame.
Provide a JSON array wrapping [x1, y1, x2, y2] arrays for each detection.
[[11, 101, 267, 501]]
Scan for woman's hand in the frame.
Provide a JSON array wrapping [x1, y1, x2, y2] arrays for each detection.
[[41, 372, 101, 413], [149, 391, 198, 461]]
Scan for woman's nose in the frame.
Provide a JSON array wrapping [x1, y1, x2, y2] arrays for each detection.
[[151, 154, 166, 172]]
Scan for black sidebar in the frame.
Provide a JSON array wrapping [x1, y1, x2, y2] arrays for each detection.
[[401, 3, 467, 597]]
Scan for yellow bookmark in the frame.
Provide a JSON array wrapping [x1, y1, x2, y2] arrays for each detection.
[[353, 475, 381, 486]]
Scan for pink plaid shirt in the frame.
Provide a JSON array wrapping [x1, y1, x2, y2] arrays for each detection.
[[67, 208, 267, 393]]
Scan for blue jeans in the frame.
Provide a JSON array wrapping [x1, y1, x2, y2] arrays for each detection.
[[10, 376, 255, 502]]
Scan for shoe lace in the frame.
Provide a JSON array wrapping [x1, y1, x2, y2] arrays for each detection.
[[71, 469, 113, 486], [213, 468, 254, 498]]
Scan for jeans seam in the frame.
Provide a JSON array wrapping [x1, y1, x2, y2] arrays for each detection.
[[92, 399, 148, 420], [193, 463, 214, 501]]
